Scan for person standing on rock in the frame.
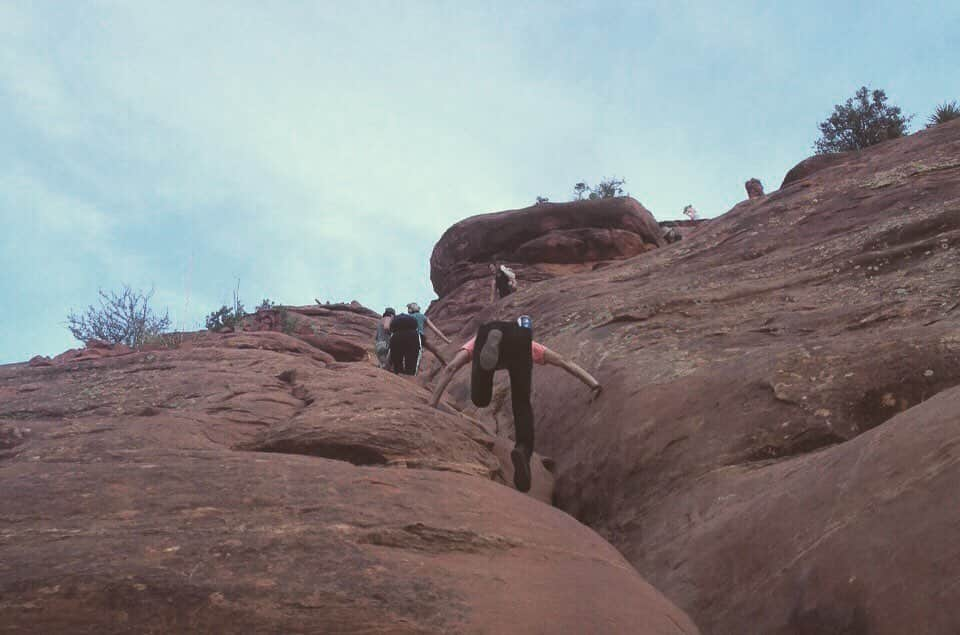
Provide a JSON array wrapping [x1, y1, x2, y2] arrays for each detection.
[[490, 263, 518, 302], [388, 310, 421, 375], [430, 317, 602, 492], [374, 308, 395, 369], [406, 302, 451, 370]]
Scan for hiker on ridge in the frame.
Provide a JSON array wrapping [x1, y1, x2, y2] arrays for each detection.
[[389, 309, 421, 375], [430, 316, 601, 492], [374, 307, 395, 369], [406, 302, 451, 369], [490, 263, 518, 302]]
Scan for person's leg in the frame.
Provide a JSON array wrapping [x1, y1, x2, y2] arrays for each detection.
[[470, 322, 506, 407], [405, 334, 421, 375], [389, 335, 403, 373], [506, 331, 534, 456], [504, 323, 534, 492]]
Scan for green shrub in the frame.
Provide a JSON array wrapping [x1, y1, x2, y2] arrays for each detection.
[[571, 177, 626, 200], [205, 283, 246, 331], [815, 86, 911, 153], [927, 101, 960, 128]]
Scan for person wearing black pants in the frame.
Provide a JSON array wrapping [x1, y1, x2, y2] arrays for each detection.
[[430, 317, 602, 492], [469, 321, 535, 468], [388, 312, 421, 375]]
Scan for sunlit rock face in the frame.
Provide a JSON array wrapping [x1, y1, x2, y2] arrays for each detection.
[[437, 120, 960, 634]]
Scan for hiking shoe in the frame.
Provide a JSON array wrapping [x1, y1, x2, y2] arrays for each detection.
[[478, 328, 503, 371], [511, 446, 532, 492]]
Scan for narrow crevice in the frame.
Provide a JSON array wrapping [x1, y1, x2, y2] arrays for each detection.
[[242, 441, 388, 467]]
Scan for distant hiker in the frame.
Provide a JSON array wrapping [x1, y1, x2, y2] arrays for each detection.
[[375, 307, 395, 369], [389, 310, 421, 375], [430, 317, 601, 492], [490, 263, 518, 302], [406, 302, 451, 368]]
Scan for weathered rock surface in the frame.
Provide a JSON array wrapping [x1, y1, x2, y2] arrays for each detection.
[[780, 151, 853, 188], [0, 328, 698, 633], [428, 197, 664, 335], [745, 177, 765, 199], [441, 120, 960, 633]]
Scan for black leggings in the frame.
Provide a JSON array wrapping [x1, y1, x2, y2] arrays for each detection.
[[471, 321, 533, 457], [390, 330, 421, 375]]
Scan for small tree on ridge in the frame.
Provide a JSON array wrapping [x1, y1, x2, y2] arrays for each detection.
[[815, 86, 911, 154]]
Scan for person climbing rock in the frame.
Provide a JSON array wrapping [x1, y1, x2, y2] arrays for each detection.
[[374, 307, 395, 369], [430, 317, 601, 492], [389, 310, 421, 375], [490, 263, 518, 302], [406, 302, 451, 369]]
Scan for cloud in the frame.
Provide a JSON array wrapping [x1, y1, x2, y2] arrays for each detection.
[[2, 1, 959, 362]]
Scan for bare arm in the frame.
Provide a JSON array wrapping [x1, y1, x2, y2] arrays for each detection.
[[430, 349, 471, 408], [542, 347, 602, 396], [426, 317, 451, 343], [490, 278, 496, 303]]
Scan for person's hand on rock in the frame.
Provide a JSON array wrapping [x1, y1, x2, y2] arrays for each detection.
[[589, 384, 603, 403]]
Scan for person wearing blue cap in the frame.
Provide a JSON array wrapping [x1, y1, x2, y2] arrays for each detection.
[[430, 316, 601, 492]]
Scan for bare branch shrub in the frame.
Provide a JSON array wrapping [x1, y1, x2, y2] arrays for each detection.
[[67, 285, 171, 348]]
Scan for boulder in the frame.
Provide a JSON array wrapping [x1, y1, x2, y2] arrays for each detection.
[[744, 177, 765, 199], [428, 197, 664, 338], [780, 152, 853, 188]]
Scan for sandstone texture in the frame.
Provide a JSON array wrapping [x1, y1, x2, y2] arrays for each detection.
[[437, 120, 960, 633], [0, 327, 697, 632], [428, 197, 664, 335], [745, 177, 765, 199]]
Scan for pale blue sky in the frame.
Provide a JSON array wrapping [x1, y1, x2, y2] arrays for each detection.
[[2, 1, 957, 363]]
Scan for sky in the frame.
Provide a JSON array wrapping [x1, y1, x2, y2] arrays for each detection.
[[1, 1, 957, 364]]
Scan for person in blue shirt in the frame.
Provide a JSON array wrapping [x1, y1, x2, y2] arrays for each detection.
[[406, 302, 451, 369]]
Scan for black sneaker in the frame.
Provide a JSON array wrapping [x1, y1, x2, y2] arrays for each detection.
[[511, 445, 532, 492], [478, 328, 503, 371]]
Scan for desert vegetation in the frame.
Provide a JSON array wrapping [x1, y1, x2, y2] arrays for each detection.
[[66, 284, 170, 348], [815, 86, 911, 153]]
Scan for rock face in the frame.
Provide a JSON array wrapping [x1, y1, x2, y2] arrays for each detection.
[[440, 120, 960, 633], [0, 325, 699, 632], [428, 197, 664, 336], [744, 177, 765, 198], [780, 151, 853, 188]]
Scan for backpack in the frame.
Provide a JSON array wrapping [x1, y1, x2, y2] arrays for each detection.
[[390, 312, 418, 333]]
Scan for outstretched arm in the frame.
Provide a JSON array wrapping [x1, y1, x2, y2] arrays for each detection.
[[430, 349, 471, 408], [542, 347, 602, 398], [426, 317, 451, 344]]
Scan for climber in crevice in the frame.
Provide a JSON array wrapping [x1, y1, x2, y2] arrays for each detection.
[[430, 316, 601, 492]]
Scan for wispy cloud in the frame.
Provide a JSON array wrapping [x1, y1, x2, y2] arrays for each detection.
[[2, 1, 958, 362]]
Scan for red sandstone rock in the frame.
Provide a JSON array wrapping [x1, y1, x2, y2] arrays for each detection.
[[440, 119, 960, 633], [0, 331, 697, 633], [745, 177, 765, 198], [427, 197, 664, 337], [780, 151, 853, 188]]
